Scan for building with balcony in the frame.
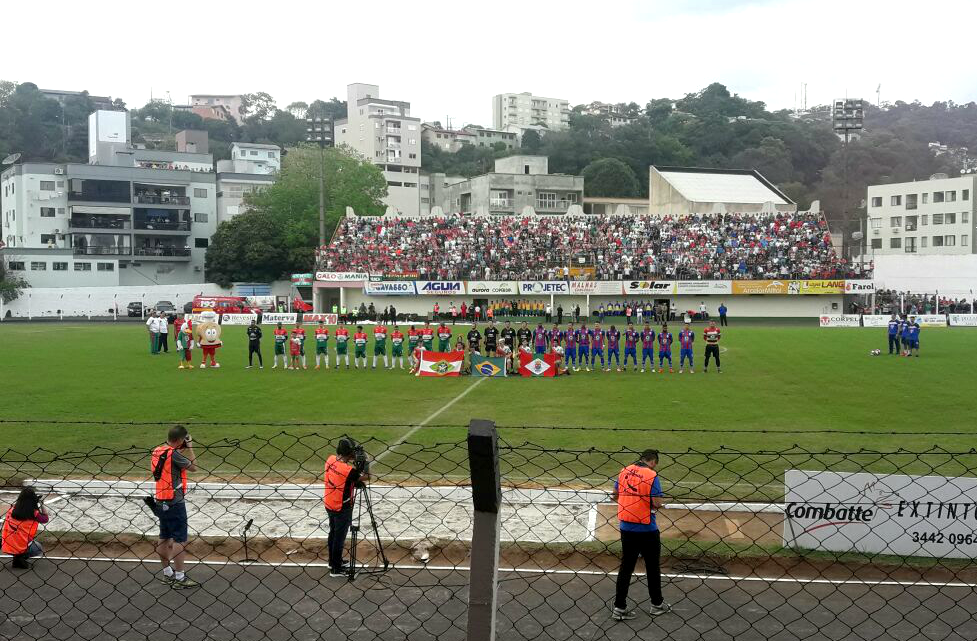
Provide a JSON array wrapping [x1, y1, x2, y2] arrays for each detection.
[[491, 92, 570, 137], [580, 102, 638, 128], [191, 94, 244, 123], [334, 83, 424, 215], [1, 111, 217, 287], [428, 156, 583, 216], [215, 143, 281, 224], [422, 124, 518, 153]]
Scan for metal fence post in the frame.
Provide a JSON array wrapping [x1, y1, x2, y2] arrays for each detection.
[[467, 418, 501, 641]]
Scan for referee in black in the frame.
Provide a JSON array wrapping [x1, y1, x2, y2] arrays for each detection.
[[246, 319, 263, 368]]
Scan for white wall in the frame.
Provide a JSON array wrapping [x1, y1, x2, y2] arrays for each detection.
[[873, 254, 977, 293], [1, 283, 232, 318]]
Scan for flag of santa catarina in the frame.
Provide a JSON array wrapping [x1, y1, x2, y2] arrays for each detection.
[[519, 352, 556, 377], [417, 350, 464, 377]]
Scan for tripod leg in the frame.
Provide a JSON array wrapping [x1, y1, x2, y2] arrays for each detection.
[[362, 485, 389, 570]]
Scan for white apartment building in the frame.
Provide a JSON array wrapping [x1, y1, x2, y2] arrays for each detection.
[[333, 83, 424, 216], [215, 142, 281, 224], [491, 92, 570, 136], [865, 174, 976, 257]]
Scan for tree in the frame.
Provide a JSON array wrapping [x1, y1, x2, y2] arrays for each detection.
[[520, 129, 542, 151], [205, 145, 386, 286], [239, 92, 277, 121], [0, 260, 28, 303], [307, 98, 348, 123], [286, 101, 309, 118], [582, 158, 641, 197], [730, 136, 795, 184]]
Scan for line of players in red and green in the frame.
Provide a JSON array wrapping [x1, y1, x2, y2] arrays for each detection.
[[267, 318, 723, 374]]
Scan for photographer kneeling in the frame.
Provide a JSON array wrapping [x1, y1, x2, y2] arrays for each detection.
[[2, 487, 50, 570], [323, 438, 370, 578], [144, 425, 199, 589]]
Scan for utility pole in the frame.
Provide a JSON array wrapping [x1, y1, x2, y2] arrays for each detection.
[[306, 113, 333, 246]]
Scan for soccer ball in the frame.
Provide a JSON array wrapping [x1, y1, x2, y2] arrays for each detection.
[[870, 349, 881, 356]]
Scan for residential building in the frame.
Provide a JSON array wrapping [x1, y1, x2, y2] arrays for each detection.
[[581, 102, 637, 128], [39, 89, 114, 111], [429, 156, 583, 216], [333, 83, 424, 216], [865, 174, 976, 257], [1, 111, 217, 287], [422, 124, 476, 152], [175, 104, 233, 122], [215, 143, 281, 224], [464, 125, 518, 149], [191, 94, 244, 123], [648, 166, 796, 215], [492, 92, 570, 136]]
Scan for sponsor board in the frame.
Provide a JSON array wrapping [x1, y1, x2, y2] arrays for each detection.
[[819, 314, 860, 327], [949, 314, 977, 327], [315, 271, 369, 282], [184, 314, 205, 323], [519, 281, 570, 295], [623, 280, 675, 295], [261, 312, 298, 325], [784, 470, 977, 559], [568, 281, 624, 295], [365, 281, 417, 295], [674, 281, 733, 295], [291, 273, 313, 286], [799, 280, 845, 295], [731, 280, 789, 295], [466, 281, 519, 295], [845, 280, 876, 294], [416, 281, 466, 295], [914, 314, 947, 328], [861, 315, 892, 328], [220, 313, 258, 325], [302, 314, 339, 325], [568, 266, 596, 279]]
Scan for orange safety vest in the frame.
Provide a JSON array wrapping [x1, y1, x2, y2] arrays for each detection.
[[152, 445, 187, 501], [323, 455, 355, 512], [617, 464, 657, 525], [2, 508, 39, 555]]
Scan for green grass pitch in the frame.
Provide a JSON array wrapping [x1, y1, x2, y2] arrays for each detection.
[[1, 321, 974, 499]]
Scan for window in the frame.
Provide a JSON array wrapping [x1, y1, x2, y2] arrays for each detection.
[[904, 237, 916, 253], [945, 213, 956, 224], [41, 234, 57, 245], [933, 191, 945, 203], [921, 215, 928, 225], [963, 212, 969, 224], [945, 235, 956, 246], [8, 261, 24, 270], [421, 197, 429, 204], [408, 125, 417, 131], [408, 153, 417, 159], [40, 207, 56, 217], [97, 262, 114, 271], [74, 262, 92, 271], [190, 238, 207, 249], [889, 238, 901, 249], [932, 213, 943, 225], [921, 237, 927, 248], [890, 195, 901, 206], [947, 191, 956, 202], [922, 193, 928, 204], [963, 189, 970, 201], [31, 261, 47, 271], [267, 151, 276, 158], [870, 196, 882, 207], [870, 218, 881, 229], [932, 235, 944, 247], [404, 182, 417, 188], [871, 238, 882, 249], [56, 180, 64, 188], [53, 262, 68, 271], [194, 213, 209, 223], [890, 216, 902, 227], [193, 188, 208, 198], [58, 207, 65, 215], [408, 138, 416, 145], [250, 150, 258, 156], [905, 194, 917, 210], [962, 234, 969, 246], [40, 181, 55, 191], [387, 181, 403, 187], [905, 216, 917, 230]]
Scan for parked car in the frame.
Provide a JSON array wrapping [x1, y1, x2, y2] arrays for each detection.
[[154, 301, 177, 313], [183, 301, 194, 314], [126, 302, 143, 317]]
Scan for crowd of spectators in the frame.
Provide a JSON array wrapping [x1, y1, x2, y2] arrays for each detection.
[[317, 212, 867, 281], [868, 290, 975, 314]]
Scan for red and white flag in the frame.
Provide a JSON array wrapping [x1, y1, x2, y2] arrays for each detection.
[[417, 350, 464, 377], [519, 352, 556, 377]]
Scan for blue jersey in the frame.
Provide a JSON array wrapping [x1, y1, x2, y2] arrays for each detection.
[[641, 329, 656, 348], [624, 330, 638, 349], [607, 330, 621, 350], [534, 328, 548, 348], [591, 329, 605, 348], [909, 323, 920, 341], [678, 330, 695, 350], [900, 321, 912, 339], [658, 332, 673, 351], [565, 330, 577, 349], [887, 320, 900, 336], [578, 327, 591, 347]]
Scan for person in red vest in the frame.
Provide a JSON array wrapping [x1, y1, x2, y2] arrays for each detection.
[[611, 449, 671, 621], [2, 487, 49, 569], [323, 438, 370, 577], [144, 425, 199, 589]]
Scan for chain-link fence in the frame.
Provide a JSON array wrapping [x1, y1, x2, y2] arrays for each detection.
[[1, 422, 975, 640]]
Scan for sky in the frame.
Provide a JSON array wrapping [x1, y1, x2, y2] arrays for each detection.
[[4, 0, 976, 126]]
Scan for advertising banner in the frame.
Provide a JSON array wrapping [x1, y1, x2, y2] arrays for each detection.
[[261, 312, 297, 325], [914, 314, 947, 328], [466, 281, 519, 296], [569, 281, 624, 295], [365, 281, 417, 296], [220, 313, 258, 325], [818, 314, 860, 327], [784, 470, 977, 559], [731, 280, 789, 295], [845, 280, 876, 294], [416, 281, 466, 296], [291, 273, 313, 286], [674, 281, 733, 295], [568, 266, 596, 279], [861, 315, 892, 328], [519, 281, 570, 295], [799, 280, 846, 295], [315, 272, 370, 282], [623, 280, 676, 295], [949, 314, 977, 327], [302, 313, 339, 324]]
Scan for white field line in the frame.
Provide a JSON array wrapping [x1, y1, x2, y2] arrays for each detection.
[[4, 555, 975, 589]]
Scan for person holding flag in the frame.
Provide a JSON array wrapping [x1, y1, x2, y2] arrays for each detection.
[[564, 323, 578, 371], [577, 323, 592, 372], [335, 325, 350, 369], [373, 323, 388, 369], [657, 324, 674, 373], [607, 325, 622, 372], [407, 325, 421, 370], [591, 323, 607, 372], [390, 325, 405, 369], [678, 323, 695, 374], [272, 322, 289, 370], [641, 324, 657, 373], [353, 326, 368, 368], [421, 322, 435, 352], [437, 322, 453, 352], [623, 324, 639, 372], [291, 322, 308, 370], [314, 322, 330, 370]]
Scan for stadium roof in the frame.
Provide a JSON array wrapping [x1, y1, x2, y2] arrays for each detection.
[[652, 166, 793, 205]]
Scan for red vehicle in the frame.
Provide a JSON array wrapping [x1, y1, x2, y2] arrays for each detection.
[[192, 296, 261, 315]]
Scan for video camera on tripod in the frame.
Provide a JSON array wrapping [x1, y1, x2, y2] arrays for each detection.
[[336, 437, 388, 579]]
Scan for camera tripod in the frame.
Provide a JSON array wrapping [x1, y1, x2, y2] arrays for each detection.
[[347, 482, 389, 580]]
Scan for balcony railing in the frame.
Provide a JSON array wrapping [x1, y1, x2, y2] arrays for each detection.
[[535, 199, 575, 211], [134, 222, 191, 231], [385, 127, 401, 134], [134, 195, 191, 206], [134, 247, 191, 257], [74, 247, 132, 256], [490, 198, 513, 208], [386, 141, 401, 149], [69, 218, 131, 230]]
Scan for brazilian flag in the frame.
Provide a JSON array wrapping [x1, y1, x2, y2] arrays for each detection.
[[471, 354, 507, 377]]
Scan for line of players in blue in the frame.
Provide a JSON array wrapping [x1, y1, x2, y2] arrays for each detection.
[[886, 314, 922, 357]]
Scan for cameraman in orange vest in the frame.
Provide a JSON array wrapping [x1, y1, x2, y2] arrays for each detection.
[[611, 449, 671, 621], [2, 487, 50, 569], [323, 438, 370, 578], [145, 425, 199, 589]]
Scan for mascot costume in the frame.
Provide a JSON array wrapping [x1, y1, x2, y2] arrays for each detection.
[[194, 310, 223, 368], [176, 321, 194, 369]]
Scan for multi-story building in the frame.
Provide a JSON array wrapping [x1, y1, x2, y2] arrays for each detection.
[[429, 156, 583, 216], [191, 94, 244, 123], [421, 124, 517, 153], [580, 101, 637, 128], [40, 89, 114, 111], [464, 125, 518, 149], [333, 83, 423, 216], [491, 92, 570, 136], [215, 142, 281, 224], [865, 174, 976, 256], [1, 111, 217, 287]]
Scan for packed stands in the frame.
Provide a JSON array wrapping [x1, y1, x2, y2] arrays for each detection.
[[871, 289, 975, 314], [317, 212, 868, 281]]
